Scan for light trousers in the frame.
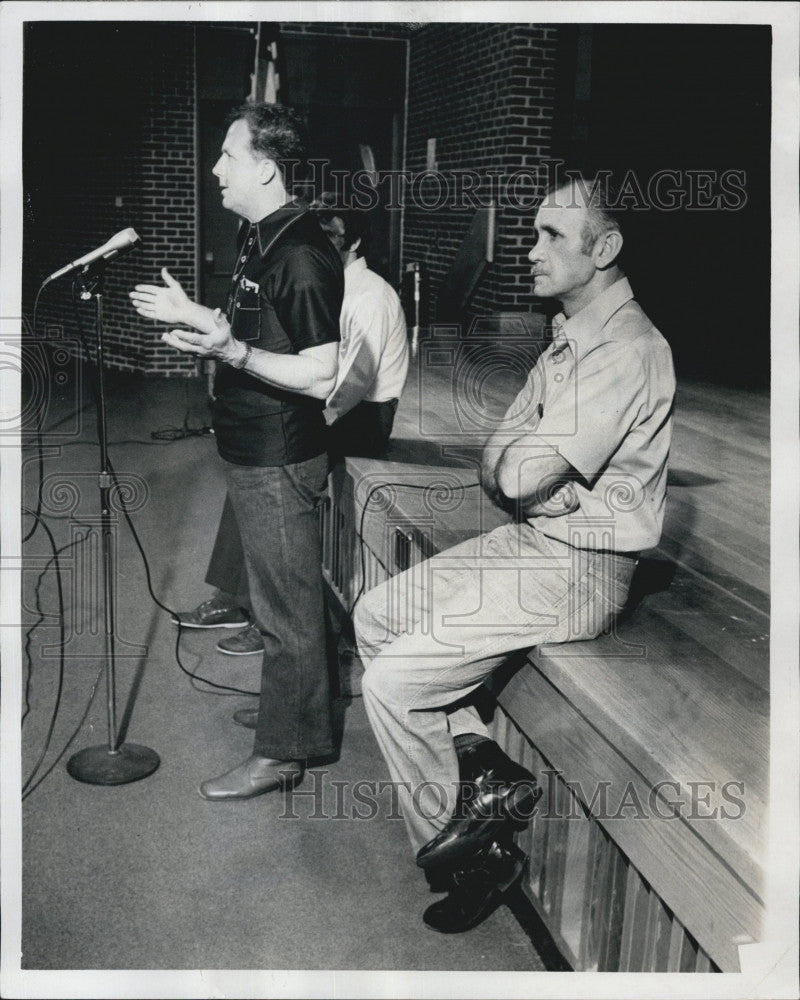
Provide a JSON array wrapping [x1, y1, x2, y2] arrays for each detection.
[[354, 522, 636, 852]]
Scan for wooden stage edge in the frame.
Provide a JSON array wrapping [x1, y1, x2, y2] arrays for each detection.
[[321, 354, 769, 974]]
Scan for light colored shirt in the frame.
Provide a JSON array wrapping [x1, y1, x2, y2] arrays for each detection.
[[503, 277, 675, 552], [325, 257, 409, 422]]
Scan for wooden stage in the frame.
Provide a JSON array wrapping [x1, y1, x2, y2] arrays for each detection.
[[322, 336, 769, 973]]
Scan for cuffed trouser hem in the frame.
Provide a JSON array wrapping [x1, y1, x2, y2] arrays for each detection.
[[253, 745, 335, 761]]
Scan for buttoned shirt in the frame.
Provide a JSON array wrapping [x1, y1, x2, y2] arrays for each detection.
[[211, 201, 343, 467], [502, 277, 675, 552], [325, 257, 410, 423]]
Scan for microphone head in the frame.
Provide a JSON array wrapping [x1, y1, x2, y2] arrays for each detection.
[[109, 227, 140, 251]]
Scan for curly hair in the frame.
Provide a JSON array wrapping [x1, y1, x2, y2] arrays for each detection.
[[227, 102, 307, 175]]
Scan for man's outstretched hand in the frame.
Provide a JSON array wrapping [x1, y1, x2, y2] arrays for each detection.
[[129, 268, 194, 326], [162, 310, 241, 366]]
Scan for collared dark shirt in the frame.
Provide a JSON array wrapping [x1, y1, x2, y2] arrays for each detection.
[[212, 201, 343, 466]]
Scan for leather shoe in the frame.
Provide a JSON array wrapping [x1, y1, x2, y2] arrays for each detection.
[[171, 596, 249, 629], [217, 624, 263, 656], [199, 754, 304, 800], [416, 740, 540, 871], [423, 839, 525, 933], [232, 707, 259, 730]]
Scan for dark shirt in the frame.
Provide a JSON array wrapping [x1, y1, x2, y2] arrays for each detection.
[[212, 201, 344, 467]]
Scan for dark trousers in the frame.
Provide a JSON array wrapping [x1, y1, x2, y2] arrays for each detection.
[[222, 455, 334, 759], [327, 398, 399, 462], [205, 398, 399, 599]]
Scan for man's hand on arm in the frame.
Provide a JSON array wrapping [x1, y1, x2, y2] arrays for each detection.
[[481, 430, 581, 519]]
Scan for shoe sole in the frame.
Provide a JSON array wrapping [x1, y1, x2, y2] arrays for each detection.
[[216, 646, 263, 656], [171, 619, 249, 629], [198, 768, 304, 801]]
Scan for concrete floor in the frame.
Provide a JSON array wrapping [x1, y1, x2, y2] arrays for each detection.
[[17, 367, 551, 978]]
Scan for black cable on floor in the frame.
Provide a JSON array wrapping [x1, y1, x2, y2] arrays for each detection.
[[22, 285, 48, 545], [67, 284, 256, 695], [22, 528, 91, 727], [21, 507, 69, 798]]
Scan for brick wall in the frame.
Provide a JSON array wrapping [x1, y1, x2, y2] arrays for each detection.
[[403, 24, 558, 326], [24, 21, 558, 377], [24, 23, 198, 378]]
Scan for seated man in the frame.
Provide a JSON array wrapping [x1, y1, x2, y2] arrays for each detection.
[[173, 208, 410, 658], [353, 173, 676, 933]]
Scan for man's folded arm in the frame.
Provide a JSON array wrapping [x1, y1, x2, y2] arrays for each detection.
[[483, 432, 580, 518]]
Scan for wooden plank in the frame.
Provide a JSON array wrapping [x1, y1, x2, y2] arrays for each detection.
[[662, 492, 768, 571], [619, 865, 648, 971], [531, 635, 768, 895], [599, 846, 630, 971], [494, 675, 762, 970], [580, 821, 605, 970], [559, 797, 593, 962], [645, 890, 673, 971], [675, 382, 769, 436], [667, 918, 687, 972], [626, 572, 769, 691], [653, 531, 769, 615], [696, 951, 713, 972]]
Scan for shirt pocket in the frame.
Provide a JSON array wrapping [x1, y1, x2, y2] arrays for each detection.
[[231, 278, 261, 342]]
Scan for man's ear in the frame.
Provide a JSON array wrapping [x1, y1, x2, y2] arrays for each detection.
[[259, 158, 278, 186], [595, 229, 623, 270]]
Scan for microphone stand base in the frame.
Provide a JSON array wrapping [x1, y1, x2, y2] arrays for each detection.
[[67, 743, 160, 786]]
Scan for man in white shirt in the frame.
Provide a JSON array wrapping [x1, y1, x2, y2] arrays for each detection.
[[172, 208, 410, 658], [317, 209, 409, 460]]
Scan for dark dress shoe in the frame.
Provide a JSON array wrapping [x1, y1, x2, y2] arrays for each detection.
[[423, 840, 526, 933], [416, 740, 540, 871], [199, 755, 304, 800], [232, 707, 259, 729]]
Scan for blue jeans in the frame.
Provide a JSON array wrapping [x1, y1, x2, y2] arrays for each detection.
[[223, 454, 334, 759], [354, 523, 637, 852]]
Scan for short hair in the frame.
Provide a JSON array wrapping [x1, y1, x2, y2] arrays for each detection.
[[544, 170, 623, 254], [227, 102, 307, 178], [314, 207, 369, 257]]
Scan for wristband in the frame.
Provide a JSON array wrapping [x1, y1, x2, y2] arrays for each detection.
[[232, 343, 252, 370]]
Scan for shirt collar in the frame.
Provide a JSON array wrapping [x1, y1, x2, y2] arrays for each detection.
[[253, 199, 306, 256], [344, 256, 368, 277], [552, 276, 634, 361]]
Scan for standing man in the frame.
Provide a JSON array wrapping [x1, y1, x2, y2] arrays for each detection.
[[130, 103, 343, 799], [167, 207, 410, 659], [316, 208, 409, 461], [353, 174, 675, 932]]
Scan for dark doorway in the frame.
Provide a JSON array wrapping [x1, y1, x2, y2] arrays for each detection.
[[279, 31, 407, 283]]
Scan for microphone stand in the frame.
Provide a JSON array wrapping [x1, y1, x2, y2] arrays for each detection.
[[66, 264, 160, 785]]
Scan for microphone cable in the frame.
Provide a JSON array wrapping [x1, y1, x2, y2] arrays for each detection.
[[21, 283, 49, 545], [347, 478, 483, 618], [20, 508, 105, 801], [68, 282, 258, 697]]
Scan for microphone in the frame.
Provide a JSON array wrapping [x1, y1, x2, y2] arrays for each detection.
[[44, 228, 141, 284]]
